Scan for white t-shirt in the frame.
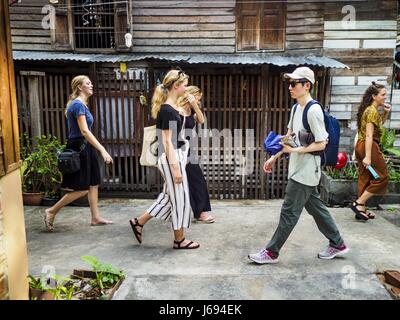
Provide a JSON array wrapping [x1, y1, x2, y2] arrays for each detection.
[[287, 101, 329, 187]]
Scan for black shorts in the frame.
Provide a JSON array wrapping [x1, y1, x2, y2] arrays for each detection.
[[61, 137, 101, 191]]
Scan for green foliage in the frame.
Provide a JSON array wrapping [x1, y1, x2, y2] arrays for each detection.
[[45, 275, 76, 300], [28, 275, 46, 291], [20, 134, 65, 196], [81, 255, 125, 290], [28, 274, 76, 300], [325, 160, 359, 181], [388, 163, 400, 186], [380, 127, 400, 157], [386, 147, 400, 157]]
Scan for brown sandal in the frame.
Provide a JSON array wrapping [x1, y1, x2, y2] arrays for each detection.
[[129, 218, 143, 244], [173, 238, 200, 250]]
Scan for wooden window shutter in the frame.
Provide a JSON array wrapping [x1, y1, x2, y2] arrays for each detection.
[[51, 0, 73, 50], [114, 5, 129, 51], [260, 1, 286, 50], [236, 1, 260, 51]]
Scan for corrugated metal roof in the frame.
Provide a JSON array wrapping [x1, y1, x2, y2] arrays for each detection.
[[12, 51, 349, 68]]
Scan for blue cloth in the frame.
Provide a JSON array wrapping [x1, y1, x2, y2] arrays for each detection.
[[263, 131, 283, 156], [66, 99, 94, 139]]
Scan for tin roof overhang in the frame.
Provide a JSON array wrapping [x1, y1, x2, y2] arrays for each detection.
[[12, 51, 350, 69]]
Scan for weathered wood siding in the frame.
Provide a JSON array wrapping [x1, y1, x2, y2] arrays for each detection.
[[285, 1, 323, 53], [9, 0, 326, 54], [130, 0, 236, 53], [132, 0, 324, 54], [323, 0, 398, 149], [9, 0, 52, 51]]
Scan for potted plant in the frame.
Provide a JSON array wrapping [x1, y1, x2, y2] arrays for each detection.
[[320, 156, 400, 207], [20, 134, 64, 206], [70, 255, 125, 300], [320, 160, 359, 206], [28, 274, 77, 300], [28, 275, 55, 300]]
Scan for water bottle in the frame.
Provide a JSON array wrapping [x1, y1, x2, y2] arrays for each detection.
[[367, 165, 380, 180]]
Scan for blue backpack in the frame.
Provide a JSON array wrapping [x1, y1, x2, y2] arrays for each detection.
[[293, 100, 340, 167]]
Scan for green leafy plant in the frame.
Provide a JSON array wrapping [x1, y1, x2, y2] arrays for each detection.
[[388, 163, 400, 186], [81, 256, 125, 290], [28, 275, 46, 291], [20, 134, 64, 196], [325, 160, 359, 181], [381, 127, 400, 157], [28, 274, 76, 300], [45, 275, 76, 300]]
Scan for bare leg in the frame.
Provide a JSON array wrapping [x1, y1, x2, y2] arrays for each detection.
[[45, 190, 88, 231], [88, 185, 113, 225], [136, 212, 153, 226]]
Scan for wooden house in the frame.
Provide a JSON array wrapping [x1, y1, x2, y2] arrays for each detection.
[[9, 0, 399, 200], [0, 0, 29, 300]]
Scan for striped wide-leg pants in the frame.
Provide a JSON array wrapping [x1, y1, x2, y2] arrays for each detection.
[[147, 147, 192, 230]]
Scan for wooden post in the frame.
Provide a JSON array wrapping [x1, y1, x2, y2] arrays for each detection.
[[20, 71, 45, 139]]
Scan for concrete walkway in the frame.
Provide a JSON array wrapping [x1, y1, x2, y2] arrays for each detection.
[[24, 199, 400, 300]]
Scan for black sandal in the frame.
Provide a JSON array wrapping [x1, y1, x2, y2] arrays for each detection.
[[350, 201, 369, 221], [356, 212, 375, 220], [173, 238, 200, 250], [129, 218, 143, 244]]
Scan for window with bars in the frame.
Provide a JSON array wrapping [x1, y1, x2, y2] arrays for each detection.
[[72, 0, 115, 50]]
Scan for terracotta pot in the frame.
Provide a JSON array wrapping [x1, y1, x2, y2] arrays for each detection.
[[29, 288, 54, 300], [22, 192, 44, 206]]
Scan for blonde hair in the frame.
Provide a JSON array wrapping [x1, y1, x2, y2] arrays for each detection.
[[65, 75, 90, 116], [151, 69, 189, 119], [177, 86, 202, 109]]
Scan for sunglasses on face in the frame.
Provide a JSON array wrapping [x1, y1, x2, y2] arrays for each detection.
[[289, 79, 307, 88]]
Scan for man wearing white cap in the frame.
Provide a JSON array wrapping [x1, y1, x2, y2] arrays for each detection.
[[248, 66, 349, 264]]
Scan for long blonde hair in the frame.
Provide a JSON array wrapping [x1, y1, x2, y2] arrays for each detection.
[[65, 75, 89, 116], [151, 69, 189, 119], [177, 86, 202, 109]]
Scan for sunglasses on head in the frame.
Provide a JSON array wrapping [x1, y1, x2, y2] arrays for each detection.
[[289, 79, 308, 88]]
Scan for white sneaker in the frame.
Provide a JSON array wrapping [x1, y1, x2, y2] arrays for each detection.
[[248, 249, 279, 264], [318, 244, 349, 260]]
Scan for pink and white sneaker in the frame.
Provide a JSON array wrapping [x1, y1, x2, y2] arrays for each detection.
[[248, 249, 279, 264], [318, 244, 349, 260]]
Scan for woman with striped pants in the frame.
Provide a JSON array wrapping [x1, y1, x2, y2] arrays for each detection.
[[129, 69, 200, 249]]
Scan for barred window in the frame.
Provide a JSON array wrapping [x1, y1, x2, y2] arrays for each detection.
[[72, 0, 115, 49]]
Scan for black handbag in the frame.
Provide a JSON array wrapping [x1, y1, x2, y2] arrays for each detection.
[[57, 141, 86, 174]]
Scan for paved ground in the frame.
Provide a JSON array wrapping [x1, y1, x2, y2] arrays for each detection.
[[24, 199, 400, 300]]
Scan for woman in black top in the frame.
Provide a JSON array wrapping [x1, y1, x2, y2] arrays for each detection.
[[178, 86, 214, 223], [129, 70, 200, 250]]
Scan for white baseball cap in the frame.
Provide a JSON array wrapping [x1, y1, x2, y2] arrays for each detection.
[[284, 66, 315, 84]]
